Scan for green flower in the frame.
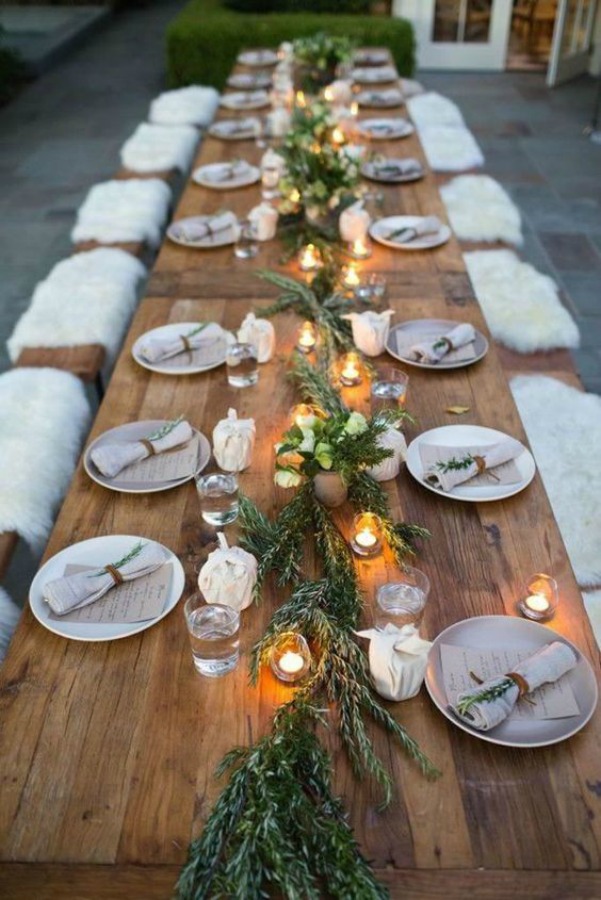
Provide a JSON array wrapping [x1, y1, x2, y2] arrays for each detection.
[[298, 427, 316, 453], [274, 466, 302, 488], [344, 412, 368, 436], [314, 442, 334, 470]]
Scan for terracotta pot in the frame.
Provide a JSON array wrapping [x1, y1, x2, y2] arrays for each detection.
[[313, 470, 348, 508]]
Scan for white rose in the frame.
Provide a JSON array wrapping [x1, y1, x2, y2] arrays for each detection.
[[274, 467, 302, 488]]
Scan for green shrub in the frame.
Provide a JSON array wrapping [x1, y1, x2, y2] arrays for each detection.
[[226, 0, 371, 11], [166, 0, 414, 90]]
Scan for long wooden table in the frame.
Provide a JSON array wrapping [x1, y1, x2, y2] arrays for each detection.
[[1, 54, 601, 899]]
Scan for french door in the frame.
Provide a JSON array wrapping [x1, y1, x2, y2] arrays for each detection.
[[547, 0, 599, 85]]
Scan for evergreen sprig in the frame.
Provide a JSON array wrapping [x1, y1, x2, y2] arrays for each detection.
[[457, 677, 517, 717]]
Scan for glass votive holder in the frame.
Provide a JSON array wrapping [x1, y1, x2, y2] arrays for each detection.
[[354, 273, 387, 305], [234, 220, 259, 259], [339, 351, 363, 386], [261, 166, 280, 200], [296, 320, 317, 354], [351, 513, 383, 558], [289, 402, 325, 428], [518, 573, 559, 621], [340, 263, 361, 292], [370, 366, 409, 416], [226, 342, 259, 387], [348, 236, 372, 260], [184, 594, 240, 677], [270, 632, 311, 683], [195, 472, 240, 526], [375, 567, 431, 630], [298, 243, 322, 272]]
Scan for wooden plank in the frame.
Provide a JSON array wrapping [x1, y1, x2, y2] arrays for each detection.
[[0, 532, 18, 581], [15, 346, 106, 385]]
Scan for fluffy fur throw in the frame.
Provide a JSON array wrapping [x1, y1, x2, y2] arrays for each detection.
[[582, 590, 601, 647], [401, 78, 425, 99], [8, 248, 146, 363], [441, 175, 523, 245], [407, 91, 464, 128], [465, 250, 579, 353], [0, 587, 20, 663], [120, 123, 199, 174], [149, 86, 220, 127], [418, 124, 484, 172], [0, 368, 91, 551], [71, 179, 171, 247], [510, 375, 601, 587]]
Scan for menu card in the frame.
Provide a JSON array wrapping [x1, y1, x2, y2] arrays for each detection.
[[394, 328, 476, 364], [111, 432, 201, 485], [419, 443, 522, 487], [48, 562, 173, 624], [440, 643, 580, 721]]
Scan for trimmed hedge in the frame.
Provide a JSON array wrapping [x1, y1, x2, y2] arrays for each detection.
[[166, 0, 414, 90], [227, 0, 371, 11]]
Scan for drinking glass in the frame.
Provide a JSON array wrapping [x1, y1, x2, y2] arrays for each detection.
[[226, 342, 259, 387], [196, 473, 239, 525], [375, 567, 430, 630], [354, 273, 388, 306], [234, 220, 259, 259], [370, 367, 409, 415], [184, 595, 240, 677]]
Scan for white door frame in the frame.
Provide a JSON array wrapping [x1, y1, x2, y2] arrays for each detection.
[[547, 0, 599, 85], [393, 0, 513, 70]]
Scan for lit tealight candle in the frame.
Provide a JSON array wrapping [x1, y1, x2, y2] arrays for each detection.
[[339, 351, 362, 386], [331, 126, 346, 146], [525, 594, 550, 614], [295, 90, 307, 108], [279, 651, 305, 675], [270, 632, 311, 683], [350, 101, 359, 119], [341, 264, 360, 290], [349, 236, 372, 260], [324, 85, 335, 103], [518, 573, 558, 621], [296, 320, 317, 353], [290, 402, 322, 427], [298, 243, 322, 272], [351, 513, 382, 558]]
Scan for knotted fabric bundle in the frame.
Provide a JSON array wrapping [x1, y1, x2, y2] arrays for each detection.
[[212, 409, 256, 472], [343, 310, 394, 357], [197, 533, 257, 612], [237, 312, 275, 362], [356, 624, 432, 701]]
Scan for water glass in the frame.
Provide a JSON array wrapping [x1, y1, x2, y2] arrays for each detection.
[[375, 568, 430, 630], [196, 473, 239, 525], [354, 273, 388, 306], [184, 595, 240, 677], [226, 342, 259, 387], [234, 220, 259, 259], [371, 367, 409, 416]]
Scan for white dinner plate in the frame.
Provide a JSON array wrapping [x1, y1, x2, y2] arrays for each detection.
[[356, 89, 404, 108], [354, 49, 390, 66], [386, 318, 489, 370], [353, 66, 399, 84], [132, 322, 229, 376], [227, 72, 272, 90], [357, 117, 414, 140], [208, 118, 260, 141], [220, 90, 270, 111], [167, 215, 237, 249], [192, 162, 260, 190], [370, 215, 451, 250], [361, 158, 423, 184], [84, 420, 211, 494], [406, 425, 536, 502], [238, 49, 278, 67], [29, 535, 185, 642], [426, 615, 598, 748]]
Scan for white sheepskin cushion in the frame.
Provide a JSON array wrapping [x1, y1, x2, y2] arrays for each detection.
[[0, 587, 20, 663], [71, 179, 171, 247], [0, 368, 91, 551], [401, 78, 425, 99], [510, 375, 601, 587], [582, 590, 601, 647], [120, 123, 199, 174], [149, 86, 220, 127], [441, 175, 523, 246], [464, 250, 580, 353], [407, 91, 464, 128], [418, 124, 484, 172], [43, 247, 146, 290]]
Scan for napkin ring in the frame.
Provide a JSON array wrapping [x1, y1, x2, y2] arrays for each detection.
[[180, 335, 193, 352], [139, 439, 156, 456], [438, 337, 453, 353], [507, 672, 530, 697], [472, 455, 486, 475], [105, 564, 124, 586]]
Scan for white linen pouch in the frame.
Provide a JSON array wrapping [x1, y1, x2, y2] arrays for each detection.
[[212, 408, 256, 472], [237, 312, 275, 363], [198, 533, 257, 612]]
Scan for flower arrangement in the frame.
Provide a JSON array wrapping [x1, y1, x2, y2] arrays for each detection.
[[293, 32, 355, 76]]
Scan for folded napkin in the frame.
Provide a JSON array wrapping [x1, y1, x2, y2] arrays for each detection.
[[90, 419, 194, 479], [372, 158, 421, 178], [453, 641, 578, 731], [385, 215, 441, 244], [410, 323, 476, 364], [216, 118, 259, 136], [206, 161, 252, 183], [44, 542, 166, 615], [342, 309, 394, 357], [356, 624, 432, 701], [423, 437, 524, 492], [223, 91, 267, 108], [176, 212, 238, 244], [140, 322, 226, 364], [365, 89, 402, 104]]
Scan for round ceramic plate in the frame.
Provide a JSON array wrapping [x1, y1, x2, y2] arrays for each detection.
[[84, 420, 211, 494], [426, 615, 598, 748], [237, 49, 278, 67], [354, 49, 390, 66], [227, 72, 272, 90], [29, 535, 185, 642], [167, 215, 237, 249], [132, 322, 229, 376], [208, 118, 260, 141], [220, 90, 270, 111], [358, 117, 414, 140], [386, 318, 489, 370], [192, 162, 260, 190], [353, 66, 398, 84], [356, 89, 404, 108], [406, 425, 536, 503], [361, 158, 423, 184], [370, 215, 451, 250]]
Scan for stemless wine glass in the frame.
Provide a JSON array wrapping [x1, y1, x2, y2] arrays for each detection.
[[375, 567, 430, 630], [184, 594, 240, 677], [226, 342, 259, 387], [195, 473, 239, 525], [234, 220, 259, 260], [370, 366, 409, 415]]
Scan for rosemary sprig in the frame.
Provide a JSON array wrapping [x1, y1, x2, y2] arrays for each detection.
[[457, 677, 517, 717], [436, 454, 475, 474], [90, 541, 145, 578], [146, 415, 184, 441], [185, 323, 208, 339]]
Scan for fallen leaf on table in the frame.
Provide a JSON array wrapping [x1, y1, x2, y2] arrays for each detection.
[[446, 405, 470, 415]]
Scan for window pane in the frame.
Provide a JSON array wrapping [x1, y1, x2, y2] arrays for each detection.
[[465, 0, 493, 43], [433, 0, 462, 42]]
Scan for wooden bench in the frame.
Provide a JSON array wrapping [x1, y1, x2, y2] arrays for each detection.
[[15, 345, 106, 400], [0, 532, 18, 582]]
